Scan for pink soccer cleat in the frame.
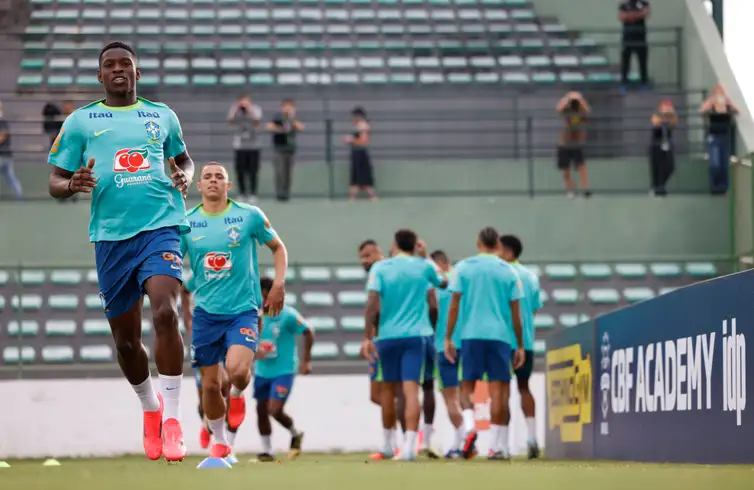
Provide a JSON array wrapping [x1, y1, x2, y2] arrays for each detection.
[[200, 426, 211, 450], [210, 443, 232, 459], [143, 393, 164, 461], [162, 418, 187, 462], [227, 396, 246, 431]]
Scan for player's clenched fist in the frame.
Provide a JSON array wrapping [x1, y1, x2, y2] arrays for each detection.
[[68, 157, 97, 193], [169, 157, 190, 197]]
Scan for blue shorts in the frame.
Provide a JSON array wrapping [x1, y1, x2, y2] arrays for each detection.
[[422, 336, 435, 383], [254, 374, 295, 402], [190, 307, 259, 368], [437, 350, 462, 389], [377, 336, 425, 383], [461, 339, 512, 383], [95, 226, 183, 319]]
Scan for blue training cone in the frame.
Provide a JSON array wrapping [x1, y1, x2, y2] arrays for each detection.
[[225, 453, 239, 465], [196, 457, 233, 469]]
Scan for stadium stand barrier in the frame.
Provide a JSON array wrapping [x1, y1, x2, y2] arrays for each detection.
[[545, 267, 753, 464]]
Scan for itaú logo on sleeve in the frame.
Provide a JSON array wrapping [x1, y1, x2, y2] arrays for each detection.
[[203, 252, 233, 280]]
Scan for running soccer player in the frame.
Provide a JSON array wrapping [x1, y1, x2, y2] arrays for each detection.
[[254, 276, 315, 462], [430, 250, 464, 459], [362, 229, 446, 461], [444, 227, 525, 461], [499, 234, 542, 459], [180, 162, 288, 459], [48, 41, 194, 462]]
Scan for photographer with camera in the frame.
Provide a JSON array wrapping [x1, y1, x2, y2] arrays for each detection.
[[648, 99, 677, 196], [556, 91, 591, 198], [227, 94, 263, 203], [700, 84, 739, 195]]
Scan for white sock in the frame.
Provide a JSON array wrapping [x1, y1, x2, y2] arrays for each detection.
[[526, 417, 536, 444], [454, 425, 465, 450], [422, 424, 433, 449], [462, 409, 476, 433], [489, 424, 501, 453], [230, 385, 244, 398], [402, 430, 417, 456], [228, 430, 237, 448], [208, 417, 228, 446], [394, 425, 403, 447], [382, 428, 394, 453], [499, 425, 510, 454], [158, 374, 182, 422], [261, 435, 272, 454], [131, 376, 160, 412]]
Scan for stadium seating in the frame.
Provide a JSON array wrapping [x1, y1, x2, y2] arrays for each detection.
[[17, 0, 618, 88], [0, 261, 720, 366]]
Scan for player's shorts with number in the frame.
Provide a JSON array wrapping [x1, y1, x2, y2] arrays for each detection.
[[190, 307, 259, 367], [95, 226, 183, 319]]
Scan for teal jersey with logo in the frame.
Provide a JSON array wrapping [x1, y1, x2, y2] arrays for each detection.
[[179, 200, 276, 315], [434, 270, 461, 351], [449, 254, 523, 345], [48, 98, 189, 243], [366, 254, 444, 340], [511, 262, 542, 351], [256, 305, 309, 378]]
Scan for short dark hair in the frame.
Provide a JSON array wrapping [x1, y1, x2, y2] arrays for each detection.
[[478, 227, 499, 248], [500, 235, 523, 258], [259, 276, 274, 292], [394, 229, 418, 253], [430, 250, 448, 263], [352, 106, 368, 119], [98, 41, 137, 67], [358, 239, 378, 252]]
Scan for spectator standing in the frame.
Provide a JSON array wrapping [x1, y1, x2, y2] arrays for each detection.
[[618, 0, 651, 89], [701, 84, 739, 195], [0, 101, 22, 200], [42, 101, 61, 148], [556, 91, 591, 198], [648, 99, 677, 196], [227, 94, 263, 203], [344, 107, 377, 202], [266, 99, 304, 202]]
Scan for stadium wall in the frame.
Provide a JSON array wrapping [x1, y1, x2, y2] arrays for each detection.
[[0, 196, 729, 265], [546, 269, 753, 464], [0, 375, 545, 459]]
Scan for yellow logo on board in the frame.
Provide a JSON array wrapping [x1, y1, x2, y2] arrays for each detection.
[[546, 343, 592, 443]]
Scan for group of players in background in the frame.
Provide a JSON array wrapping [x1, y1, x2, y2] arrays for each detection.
[[357, 229, 541, 461], [45, 39, 540, 463]]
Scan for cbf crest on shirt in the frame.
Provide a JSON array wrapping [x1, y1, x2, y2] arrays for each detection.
[[180, 200, 277, 315], [47, 98, 189, 242]]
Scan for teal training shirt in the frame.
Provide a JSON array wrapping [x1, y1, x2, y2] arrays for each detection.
[[510, 262, 542, 351], [256, 305, 309, 378], [434, 270, 461, 351], [179, 200, 276, 315], [449, 254, 524, 345], [48, 98, 189, 242], [366, 254, 444, 339]]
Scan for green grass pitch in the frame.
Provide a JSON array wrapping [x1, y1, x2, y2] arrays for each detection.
[[2, 454, 752, 490]]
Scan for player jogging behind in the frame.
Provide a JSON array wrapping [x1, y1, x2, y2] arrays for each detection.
[[48, 41, 194, 462], [499, 234, 542, 459], [430, 250, 465, 459], [362, 229, 446, 461], [180, 163, 288, 460], [444, 227, 525, 461], [254, 277, 315, 462]]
